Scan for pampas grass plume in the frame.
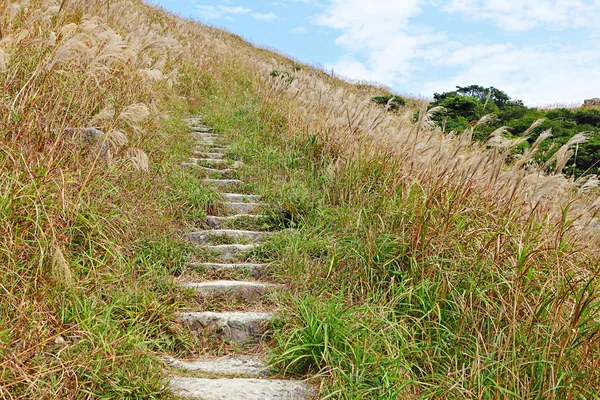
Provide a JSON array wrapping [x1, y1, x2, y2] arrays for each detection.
[[50, 246, 73, 286], [119, 103, 150, 123], [126, 148, 149, 171], [0, 50, 9, 73]]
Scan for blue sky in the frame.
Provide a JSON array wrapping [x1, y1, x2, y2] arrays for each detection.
[[151, 0, 600, 106]]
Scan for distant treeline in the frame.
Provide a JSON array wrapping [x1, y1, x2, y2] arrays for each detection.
[[429, 85, 600, 176]]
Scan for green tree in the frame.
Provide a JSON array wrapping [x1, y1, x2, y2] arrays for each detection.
[[429, 86, 600, 176]]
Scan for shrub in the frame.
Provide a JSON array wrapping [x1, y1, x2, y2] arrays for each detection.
[[270, 69, 294, 83], [371, 95, 406, 111]]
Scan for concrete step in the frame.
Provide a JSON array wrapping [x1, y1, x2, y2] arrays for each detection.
[[224, 202, 262, 214], [194, 147, 226, 154], [180, 280, 283, 300], [165, 355, 267, 377], [190, 126, 212, 133], [190, 158, 244, 169], [196, 141, 222, 148], [179, 280, 281, 299], [202, 179, 243, 189], [208, 150, 229, 156], [169, 377, 310, 400], [192, 132, 218, 139], [194, 137, 221, 143], [193, 151, 226, 160], [179, 311, 273, 342], [203, 244, 258, 262], [206, 215, 267, 229], [191, 131, 218, 137], [186, 229, 269, 245], [192, 135, 221, 143], [191, 165, 237, 176], [189, 262, 268, 277], [222, 193, 261, 202]]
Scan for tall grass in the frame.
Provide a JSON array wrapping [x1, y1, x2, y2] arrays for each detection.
[[0, 0, 204, 397], [190, 60, 600, 397]]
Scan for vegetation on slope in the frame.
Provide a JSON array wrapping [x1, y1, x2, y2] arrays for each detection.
[[194, 59, 600, 398], [3, 0, 600, 398], [0, 1, 213, 397], [429, 85, 600, 176]]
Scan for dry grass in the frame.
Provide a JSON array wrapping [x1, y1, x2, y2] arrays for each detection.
[[0, 0, 199, 397]]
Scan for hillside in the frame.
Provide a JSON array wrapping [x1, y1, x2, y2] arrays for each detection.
[[2, 0, 600, 398]]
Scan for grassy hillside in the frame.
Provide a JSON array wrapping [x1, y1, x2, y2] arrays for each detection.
[[2, 0, 600, 398]]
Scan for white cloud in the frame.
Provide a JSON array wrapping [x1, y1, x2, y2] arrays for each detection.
[[253, 12, 279, 21], [439, 44, 514, 66], [328, 55, 373, 81], [196, 5, 251, 20], [316, 0, 421, 32], [315, 0, 600, 104], [290, 26, 308, 34], [443, 0, 600, 31], [196, 4, 279, 22], [273, 0, 323, 6], [421, 44, 600, 105], [316, 0, 444, 85]]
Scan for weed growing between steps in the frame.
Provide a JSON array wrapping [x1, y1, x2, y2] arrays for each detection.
[[194, 66, 600, 398]]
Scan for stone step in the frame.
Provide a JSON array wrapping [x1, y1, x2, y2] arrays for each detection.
[[191, 158, 244, 169], [192, 134, 220, 142], [185, 229, 269, 244], [202, 179, 243, 189], [165, 355, 267, 377], [190, 130, 218, 136], [179, 280, 281, 299], [192, 165, 237, 176], [184, 121, 204, 128], [192, 132, 218, 138], [224, 202, 262, 214], [169, 377, 310, 400], [190, 126, 211, 133], [189, 262, 268, 277], [222, 193, 261, 202], [195, 140, 222, 147], [179, 311, 273, 342], [194, 147, 226, 154], [203, 244, 258, 262], [205, 215, 267, 229], [193, 151, 226, 160], [194, 137, 221, 143]]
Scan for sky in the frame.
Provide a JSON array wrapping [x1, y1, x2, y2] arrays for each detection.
[[151, 0, 600, 106]]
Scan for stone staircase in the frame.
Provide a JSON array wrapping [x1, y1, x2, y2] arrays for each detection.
[[167, 117, 311, 399]]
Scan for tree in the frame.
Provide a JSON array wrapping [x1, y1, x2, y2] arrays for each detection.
[[429, 85, 600, 176]]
